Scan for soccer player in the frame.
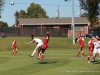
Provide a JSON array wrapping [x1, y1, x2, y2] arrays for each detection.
[[87, 36, 95, 63], [37, 32, 50, 60], [12, 39, 18, 55], [92, 36, 100, 63], [76, 33, 85, 57], [27, 34, 43, 57]]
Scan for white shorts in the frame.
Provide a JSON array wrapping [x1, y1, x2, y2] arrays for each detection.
[[36, 42, 43, 47], [93, 49, 100, 53], [98, 49, 100, 53]]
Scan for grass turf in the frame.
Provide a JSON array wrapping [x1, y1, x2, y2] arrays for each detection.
[[0, 37, 100, 75]]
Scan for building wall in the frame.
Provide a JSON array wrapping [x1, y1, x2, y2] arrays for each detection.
[[20, 24, 88, 37]]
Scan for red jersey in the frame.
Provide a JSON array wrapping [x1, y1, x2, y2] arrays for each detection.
[[77, 36, 84, 45], [88, 39, 95, 48], [12, 40, 17, 49], [88, 39, 95, 51], [43, 36, 49, 45], [42, 36, 49, 50]]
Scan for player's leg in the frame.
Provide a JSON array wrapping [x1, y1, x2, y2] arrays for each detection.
[[76, 47, 81, 57], [98, 50, 100, 60], [30, 42, 43, 57], [12, 48, 15, 55], [76, 45, 84, 57], [81, 45, 85, 57], [41, 49, 45, 60], [87, 47, 90, 63], [37, 47, 42, 59], [15, 48, 18, 55], [30, 46, 39, 57], [92, 51, 96, 62], [87, 49, 92, 63]]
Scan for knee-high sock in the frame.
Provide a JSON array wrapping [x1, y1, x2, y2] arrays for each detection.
[[77, 52, 80, 56], [88, 56, 90, 61], [31, 50, 36, 56], [42, 54, 44, 60], [37, 52, 40, 58], [82, 51, 84, 56]]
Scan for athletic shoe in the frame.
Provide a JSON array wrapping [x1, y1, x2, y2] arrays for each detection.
[[88, 61, 90, 63], [30, 55, 33, 57], [29, 54, 33, 57], [37, 57, 40, 60]]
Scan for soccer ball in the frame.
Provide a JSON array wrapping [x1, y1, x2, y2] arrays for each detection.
[[10, 2, 14, 5]]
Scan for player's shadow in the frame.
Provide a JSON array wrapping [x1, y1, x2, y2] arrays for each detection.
[[38, 61, 57, 64], [93, 60, 100, 64]]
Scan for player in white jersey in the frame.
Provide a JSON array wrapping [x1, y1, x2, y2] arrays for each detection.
[[27, 34, 43, 57], [92, 36, 100, 62]]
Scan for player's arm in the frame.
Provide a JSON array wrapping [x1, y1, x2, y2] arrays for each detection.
[[27, 39, 34, 44], [75, 38, 78, 43], [88, 40, 91, 46], [12, 42, 14, 48]]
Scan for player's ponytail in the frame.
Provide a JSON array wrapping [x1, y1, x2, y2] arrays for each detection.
[[31, 33, 34, 40]]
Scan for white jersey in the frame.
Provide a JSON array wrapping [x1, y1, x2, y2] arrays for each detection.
[[93, 41, 100, 53], [33, 38, 43, 47], [33, 38, 42, 44]]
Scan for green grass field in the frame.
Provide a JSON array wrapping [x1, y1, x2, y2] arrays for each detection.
[[0, 37, 100, 75]]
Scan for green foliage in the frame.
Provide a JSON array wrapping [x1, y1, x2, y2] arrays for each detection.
[[80, 0, 100, 27], [0, 0, 5, 18], [14, 2, 49, 19], [0, 21, 8, 27]]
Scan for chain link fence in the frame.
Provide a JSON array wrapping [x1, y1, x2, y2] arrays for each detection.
[[0, 27, 71, 37]]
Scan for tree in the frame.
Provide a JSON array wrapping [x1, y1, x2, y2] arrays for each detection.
[[81, 12, 88, 17], [0, 0, 5, 18], [80, 0, 100, 27], [14, 2, 49, 27], [14, 2, 49, 19], [0, 21, 8, 27]]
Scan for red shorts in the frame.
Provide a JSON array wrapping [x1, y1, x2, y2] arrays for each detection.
[[80, 44, 84, 48], [89, 47, 94, 52], [13, 45, 17, 49], [41, 44, 48, 50]]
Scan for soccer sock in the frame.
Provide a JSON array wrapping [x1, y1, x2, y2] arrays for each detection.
[[77, 52, 80, 56], [12, 51, 14, 55], [31, 49, 36, 56], [42, 54, 44, 60], [88, 56, 90, 61], [16, 51, 17, 54], [37, 52, 40, 58], [82, 51, 84, 56]]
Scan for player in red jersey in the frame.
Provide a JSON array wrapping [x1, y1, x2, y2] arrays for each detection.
[[87, 36, 95, 63], [37, 32, 50, 60], [76, 33, 85, 57], [12, 39, 18, 55]]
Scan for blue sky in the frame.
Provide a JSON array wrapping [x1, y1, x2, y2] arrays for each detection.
[[0, 0, 81, 26]]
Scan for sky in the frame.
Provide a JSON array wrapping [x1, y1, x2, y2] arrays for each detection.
[[0, 0, 81, 26]]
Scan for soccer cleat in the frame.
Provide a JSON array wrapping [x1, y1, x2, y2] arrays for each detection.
[[30, 55, 33, 57], [29, 54, 33, 57], [88, 61, 90, 63], [37, 57, 40, 60]]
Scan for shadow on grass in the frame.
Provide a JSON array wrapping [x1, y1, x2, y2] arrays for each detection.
[[38, 61, 57, 64], [91, 60, 100, 64], [94, 60, 100, 64]]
